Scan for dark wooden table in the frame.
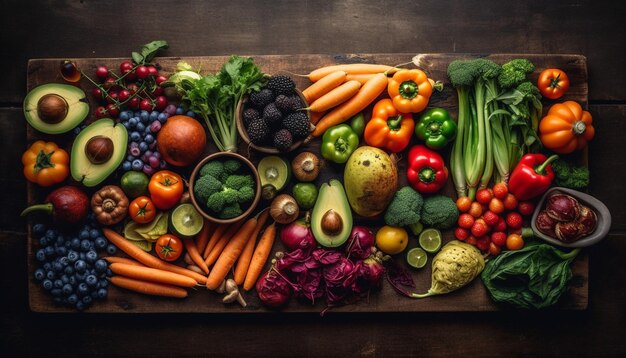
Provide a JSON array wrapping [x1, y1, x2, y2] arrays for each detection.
[[2, 1, 625, 356]]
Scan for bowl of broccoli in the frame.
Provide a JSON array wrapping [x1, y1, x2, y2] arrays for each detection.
[[189, 152, 261, 224]]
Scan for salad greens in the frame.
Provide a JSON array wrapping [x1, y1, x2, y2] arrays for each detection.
[[131, 40, 169, 65], [172, 56, 266, 152], [481, 241, 580, 309]]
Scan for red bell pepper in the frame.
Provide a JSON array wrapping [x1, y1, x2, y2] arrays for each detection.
[[508, 154, 558, 201], [407, 145, 448, 194]]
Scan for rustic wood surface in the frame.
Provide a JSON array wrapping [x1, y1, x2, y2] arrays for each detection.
[[25, 54, 590, 313], [2, 0, 626, 356]]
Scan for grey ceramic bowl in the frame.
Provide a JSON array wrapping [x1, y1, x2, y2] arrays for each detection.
[[531, 187, 611, 248]]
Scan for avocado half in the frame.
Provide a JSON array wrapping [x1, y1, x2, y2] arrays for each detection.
[[23, 83, 89, 134], [71, 118, 128, 187], [311, 179, 353, 247]]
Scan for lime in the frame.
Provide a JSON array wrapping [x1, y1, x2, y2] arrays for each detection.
[[292, 182, 318, 210], [419, 228, 442, 254], [406, 247, 428, 269], [120, 171, 149, 199], [170, 203, 204, 239]]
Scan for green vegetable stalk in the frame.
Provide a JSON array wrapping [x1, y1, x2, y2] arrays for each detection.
[[481, 242, 580, 309], [172, 56, 266, 152]]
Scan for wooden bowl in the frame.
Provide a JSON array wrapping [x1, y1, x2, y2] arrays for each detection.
[[236, 89, 312, 154], [189, 152, 261, 224]]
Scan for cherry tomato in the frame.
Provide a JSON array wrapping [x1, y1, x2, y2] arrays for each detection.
[[489, 198, 505, 215], [506, 212, 523, 230], [503, 193, 519, 211], [476, 235, 490, 251], [95, 66, 109, 80], [538, 68, 570, 100], [454, 227, 470, 241], [492, 182, 508, 200], [456, 196, 472, 213], [136, 65, 150, 80], [476, 188, 493, 205], [506, 233, 525, 250], [466, 236, 477, 246], [471, 219, 489, 237], [482, 210, 500, 227], [148, 170, 184, 210], [468, 202, 483, 218], [119, 60, 133, 74], [129, 196, 156, 224], [155, 234, 183, 262], [518, 201, 535, 216], [490, 231, 507, 246], [488, 242, 502, 256], [140, 98, 154, 111], [458, 213, 475, 229]]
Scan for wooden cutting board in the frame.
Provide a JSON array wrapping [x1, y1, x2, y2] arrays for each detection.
[[26, 53, 589, 313]]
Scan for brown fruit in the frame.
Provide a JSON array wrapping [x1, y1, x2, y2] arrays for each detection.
[[37, 94, 68, 124], [85, 136, 114, 164], [157, 115, 206, 167]]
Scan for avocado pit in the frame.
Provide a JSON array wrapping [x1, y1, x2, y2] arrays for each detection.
[[85, 135, 114, 164], [321, 209, 343, 236], [37, 94, 68, 124]]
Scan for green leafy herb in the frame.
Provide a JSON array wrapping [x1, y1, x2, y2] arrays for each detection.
[[132, 40, 169, 65], [175, 56, 266, 152], [481, 242, 579, 309], [552, 159, 590, 189]]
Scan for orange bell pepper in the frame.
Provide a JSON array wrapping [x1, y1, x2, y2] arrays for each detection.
[[22, 140, 69, 186], [148, 170, 184, 210], [387, 69, 433, 113], [364, 99, 414, 153]]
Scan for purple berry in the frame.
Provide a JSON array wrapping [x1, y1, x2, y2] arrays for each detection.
[[164, 104, 177, 116], [130, 147, 141, 157], [159, 160, 167, 169], [150, 121, 162, 133], [148, 156, 160, 168], [142, 165, 155, 176]]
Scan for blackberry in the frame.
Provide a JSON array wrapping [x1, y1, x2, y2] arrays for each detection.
[[273, 129, 294, 151], [289, 95, 304, 110], [249, 89, 274, 108], [282, 112, 310, 139], [242, 107, 260, 126], [263, 103, 283, 127], [246, 118, 270, 145], [267, 75, 296, 96], [274, 95, 293, 113]]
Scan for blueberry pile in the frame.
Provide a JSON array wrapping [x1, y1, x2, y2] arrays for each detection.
[[32, 215, 115, 311]]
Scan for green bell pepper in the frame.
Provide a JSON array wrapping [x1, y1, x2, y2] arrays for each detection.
[[415, 108, 457, 150], [321, 124, 359, 164], [349, 112, 365, 137]]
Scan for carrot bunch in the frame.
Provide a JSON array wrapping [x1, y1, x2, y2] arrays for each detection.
[[104, 208, 278, 300], [302, 64, 398, 137]]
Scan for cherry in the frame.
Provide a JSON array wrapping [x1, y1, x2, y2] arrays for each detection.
[[126, 83, 139, 95], [147, 66, 158, 76], [128, 97, 140, 109], [152, 86, 164, 96], [106, 103, 120, 118], [155, 75, 167, 85], [118, 89, 131, 102], [139, 98, 153, 111], [92, 88, 104, 101], [155, 96, 167, 110], [103, 77, 117, 90], [95, 66, 109, 80], [106, 91, 119, 104], [119, 60, 133, 74], [136, 65, 149, 80], [94, 106, 108, 119]]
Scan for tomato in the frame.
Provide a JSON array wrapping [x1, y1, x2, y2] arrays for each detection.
[[488, 242, 502, 256], [456, 196, 472, 213], [492, 182, 508, 200], [454, 227, 470, 241], [503, 193, 519, 211], [488, 198, 505, 215], [128, 196, 156, 224], [475, 189, 493, 205], [148, 170, 184, 210], [537, 68, 570, 100], [468, 202, 483, 218], [506, 233, 525, 250], [22, 141, 69, 187], [457, 213, 475, 229], [518, 201, 535, 216], [155, 234, 183, 262]]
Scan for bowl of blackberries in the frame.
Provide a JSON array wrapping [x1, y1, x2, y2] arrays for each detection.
[[237, 75, 313, 153]]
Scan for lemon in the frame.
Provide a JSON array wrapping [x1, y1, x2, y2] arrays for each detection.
[[419, 228, 442, 254], [375, 226, 409, 255], [406, 247, 428, 269]]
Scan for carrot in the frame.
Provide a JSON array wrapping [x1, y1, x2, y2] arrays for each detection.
[[309, 110, 326, 126], [243, 222, 276, 291], [202, 223, 230, 259], [302, 70, 347, 103], [346, 73, 378, 84], [234, 209, 270, 285], [104, 256, 146, 267], [308, 64, 397, 82], [110, 276, 188, 298], [195, 219, 214, 254], [306, 80, 362, 113], [102, 228, 207, 285], [110, 263, 198, 288], [311, 73, 389, 137], [183, 238, 210, 274], [206, 217, 259, 290], [204, 220, 245, 267]]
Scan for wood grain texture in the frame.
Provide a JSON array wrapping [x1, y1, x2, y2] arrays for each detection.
[[24, 54, 589, 313], [1, 0, 625, 104]]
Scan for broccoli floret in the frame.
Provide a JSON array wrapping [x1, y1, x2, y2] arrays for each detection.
[[206, 188, 240, 212], [224, 174, 254, 190], [516, 81, 541, 100], [474, 58, 501, 81], [219, 203, 243, 219], [421, 195, 459, 230], [447, 59, 478, 88], [193, 174, 223, 204], [237, 186, 255, 202], [223, 159, 242, 174], [199, 160, 225, 179], [552, 159, 590, 189], [384, 187, 424, 235], [498, 59, 534, 89]]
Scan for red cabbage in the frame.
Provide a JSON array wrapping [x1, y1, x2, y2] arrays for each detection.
[[345, 226, 376, 260]]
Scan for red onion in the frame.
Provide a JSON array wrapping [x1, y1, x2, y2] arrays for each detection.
[[535, 210, 557, 238], [576, 205, 597, 235], [279, 219, 316, 252], [256, 270, 293, 309], [345, 226, 376, 260], [546, 194, 580, 222]]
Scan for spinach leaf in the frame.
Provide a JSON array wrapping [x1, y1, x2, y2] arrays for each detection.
[[132, 40, 169, 65], [481, 241, 579, 309]]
